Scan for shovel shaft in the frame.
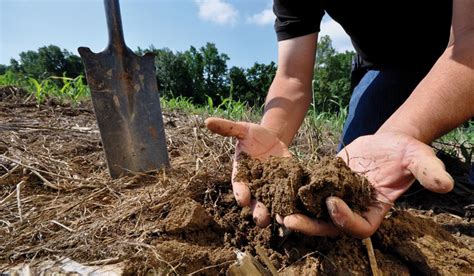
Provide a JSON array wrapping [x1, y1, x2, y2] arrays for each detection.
[[105, 0, 127, 52]]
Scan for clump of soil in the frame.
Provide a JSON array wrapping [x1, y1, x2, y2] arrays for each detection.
[[236, 153, 375, 219]]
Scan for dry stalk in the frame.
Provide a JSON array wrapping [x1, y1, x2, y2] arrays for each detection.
[[50, 220, 75, 233], [84, 257, 121, 265], [0, 155, 94, 184], [255, 246, 278, 275], [0, 188, 17, 205], [125, 242, 178, 274], [188, 260, 234, 275], [362, 237, 380, 276], [0, 164, 20, 180], [30, 169, 61, 190], [16, 180, 25, 222]]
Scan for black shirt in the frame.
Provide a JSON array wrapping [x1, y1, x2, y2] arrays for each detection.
[[274, 0, 452, 69]]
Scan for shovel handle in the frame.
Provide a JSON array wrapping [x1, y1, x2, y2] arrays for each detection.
[[104, 0, 127, 52]]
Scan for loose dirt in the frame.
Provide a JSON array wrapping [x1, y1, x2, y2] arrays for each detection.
[[235, 153, 375, 219], [1, 86, 473, 275]]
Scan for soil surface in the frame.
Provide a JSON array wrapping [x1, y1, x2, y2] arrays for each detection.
[[1, 86, 473, 275]]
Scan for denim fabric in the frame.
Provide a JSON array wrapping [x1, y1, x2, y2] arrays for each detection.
[[338, 69, 427, 150]]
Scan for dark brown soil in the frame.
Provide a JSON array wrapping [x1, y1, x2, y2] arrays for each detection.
[[1, 86, 473, 275], [376, 210, 474, 275], [236, 153, 375, 219]]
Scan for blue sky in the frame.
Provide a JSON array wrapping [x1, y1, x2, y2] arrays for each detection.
[[0, 0, 353, 68]]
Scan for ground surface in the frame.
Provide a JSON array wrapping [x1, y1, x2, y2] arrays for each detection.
[[1, 86, 473, 275]]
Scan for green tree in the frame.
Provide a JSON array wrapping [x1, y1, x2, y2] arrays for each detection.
[[313, 35, 354, 113], [10, 45, 83, 80], [153, 48, 193, 99], [229, 66, 251, 101], [180, 43, 230, 104], [200, 42, 230, 102], [64, 52, 84, 77], [9, 59, 21, 72], [246, 62, 277, 107], [0, 64, 7, 75], [17, 50, 41, 77], [182, 46, 206, 102]]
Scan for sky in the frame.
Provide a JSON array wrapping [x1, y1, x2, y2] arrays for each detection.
[[0, 0, 353, 68]]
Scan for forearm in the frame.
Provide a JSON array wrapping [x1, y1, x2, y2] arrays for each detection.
[[261, 74, 313, 146], [378, 34, 474, 143], [260, 33, 318, 146]]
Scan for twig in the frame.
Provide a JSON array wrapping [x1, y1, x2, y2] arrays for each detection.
[[0, 188, 17, 205], [125, 242, 177, 274], [0, 164, 20, 181], [188, 260, 234, 275], [0, 123, 96, 133], [362, 237, 380, 276], [30, 169, 61, 190], [0, 155, 94, 184], [16, 180, 25, 222], [51, 220, 75, 232], [255, 246, 278, 275], [0, 219, 12, 227], [84, 257, 121, 265], [278, 250, 336, 272]]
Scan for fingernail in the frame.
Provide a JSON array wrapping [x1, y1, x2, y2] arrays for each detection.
[[445, 172, 454, 183], [326, 198, 338, 216]]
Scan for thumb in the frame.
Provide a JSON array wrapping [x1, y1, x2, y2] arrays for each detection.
[[406, 145, 454, 194], [205, 118, 248, 139]]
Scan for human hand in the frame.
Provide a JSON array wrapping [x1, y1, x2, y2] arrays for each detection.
[[205, 117, 291, 227], [281, 131, 454, 238]]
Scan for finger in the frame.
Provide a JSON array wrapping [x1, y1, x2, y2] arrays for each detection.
[[406, 148, 454, 194], [326, 196, 391, 239], [283, 214, 340, 237], [232, 180, 251, 207], [232, 155, 251, 207], [276, 214, 284, 224], [250, 199, 271, 227], [204, 118, 248, 139]]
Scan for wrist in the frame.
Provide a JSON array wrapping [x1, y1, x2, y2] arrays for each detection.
[[377, 118, 434, 144], [259, 120, 288, 143]]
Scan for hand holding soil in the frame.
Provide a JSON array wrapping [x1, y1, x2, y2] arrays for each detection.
[[206, 118, 456, 239], [284, 131, 455, 238], [205, 117, 291, 227]]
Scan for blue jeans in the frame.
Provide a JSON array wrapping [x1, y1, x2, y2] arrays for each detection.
[[338, 68, 428, 150]]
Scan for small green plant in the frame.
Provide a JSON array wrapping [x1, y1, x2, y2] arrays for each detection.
[[0, 70, 30, 87], [0, 71, 90, 105], [161, 95, 197, 112], [28, 77, 58, 104], [50, 75, 90, 103]]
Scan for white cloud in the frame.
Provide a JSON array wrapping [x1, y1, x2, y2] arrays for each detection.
[[195, 0, 239, 26], [319, 16, 354, 52], [247, 8, 275, 26]]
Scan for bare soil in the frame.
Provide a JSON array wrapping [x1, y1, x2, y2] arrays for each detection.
[[1, 86, 473, 275]]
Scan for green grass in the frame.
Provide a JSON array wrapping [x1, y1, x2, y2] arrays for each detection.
[[161, 95, 262, 122], [0, 70, 90, 105], [1, 71, 472, 160], [434, 120, 473, 163]]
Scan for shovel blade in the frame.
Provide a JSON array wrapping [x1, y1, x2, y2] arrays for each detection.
[[78, 46, 169, 178]]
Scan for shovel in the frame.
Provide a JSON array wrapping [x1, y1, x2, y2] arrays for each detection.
[[78, 0, 169, 178]]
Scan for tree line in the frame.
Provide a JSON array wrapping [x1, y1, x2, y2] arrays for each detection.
[[0, 36, 355, 113]]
